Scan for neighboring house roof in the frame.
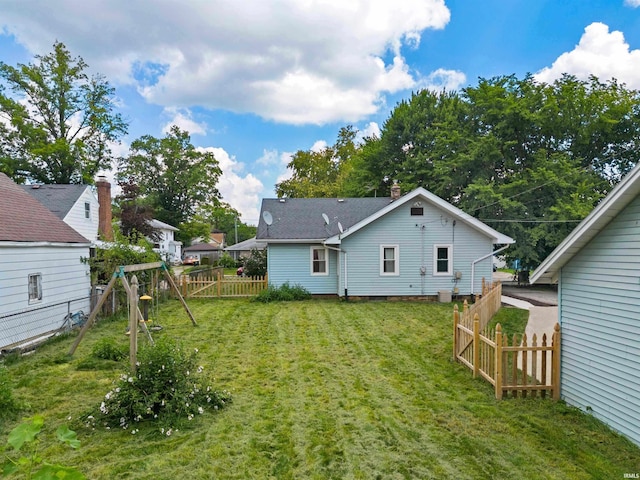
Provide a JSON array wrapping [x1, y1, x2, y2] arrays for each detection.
[[184, 242, 222, 252], [257, 188, 514, 245], [531, 164, 640, 284], [20, 183, 90, 220], [148, 219, 179, 231], [0, 173, 90, 244], [225, 237, 266, 252]]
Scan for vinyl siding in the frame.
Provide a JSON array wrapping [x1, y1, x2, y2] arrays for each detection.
[[62, 188, 99, 242], [0, 244, 91, 349], [559, 195, 640, 446], [267, 243, 338, 294], [340, 201, 493, 297]]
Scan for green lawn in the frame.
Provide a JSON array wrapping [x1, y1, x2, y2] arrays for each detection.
[[2, 299, 639, 479]]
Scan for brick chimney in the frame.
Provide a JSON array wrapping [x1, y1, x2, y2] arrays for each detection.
[[390, 182, 401, 200], [96, 175, 113, 241]]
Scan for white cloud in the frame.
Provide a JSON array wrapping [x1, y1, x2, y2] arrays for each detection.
[[310, 140, 328, 153], [0, 0, 450, 125], [197, 146, 264, 224], [358, 122, 381, 141], [535, 22, 640, 88], [161, 108, 207, 136], [624, 0, 640, 7], [419, 68, 467, 91]]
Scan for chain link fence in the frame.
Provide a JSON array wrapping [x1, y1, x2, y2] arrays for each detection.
[[0, 296, 90, 353]]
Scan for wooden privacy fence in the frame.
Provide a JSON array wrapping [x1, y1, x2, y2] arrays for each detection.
[[179, 273, 268, 298], [453, 280, 561, 400]]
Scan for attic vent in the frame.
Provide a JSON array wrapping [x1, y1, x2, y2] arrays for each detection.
[[337, 199, 344, 203], [279, 198, 286, 203], [411, 207, 424, 216]]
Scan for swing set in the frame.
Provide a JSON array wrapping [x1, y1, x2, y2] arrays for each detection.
[[68, 262, 196, 367]]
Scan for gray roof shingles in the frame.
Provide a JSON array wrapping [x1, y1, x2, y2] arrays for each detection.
[[0, 173, 90, 243], [256, 197, 392, 240], [20, 183, 88, 220]]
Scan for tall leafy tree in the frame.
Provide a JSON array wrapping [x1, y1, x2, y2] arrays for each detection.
[[117, 125, 221, 228], [276, 125, 359, 198], [0, 41, 127, 184], [348, 74, 640, 268], [116, 179, 158, 243]]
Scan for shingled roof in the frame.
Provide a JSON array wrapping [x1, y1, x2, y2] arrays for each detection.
[[20, 183, 89, 220], [257, 197, 392, 241], [0, 173, 90, 244]]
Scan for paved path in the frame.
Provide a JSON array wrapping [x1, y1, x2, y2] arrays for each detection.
[[502, 295, 558, 381]]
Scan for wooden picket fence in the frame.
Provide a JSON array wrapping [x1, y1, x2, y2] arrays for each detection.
[[179, 272, 268, 298], [453, 280, 561, 399]]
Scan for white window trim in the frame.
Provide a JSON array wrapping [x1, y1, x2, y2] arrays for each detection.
[[84, 202, 90, 219], [310, 246, 329, 276], [433, 244, 453, 276], [380, 244, 400, 276], [28, 273, 42, 304]]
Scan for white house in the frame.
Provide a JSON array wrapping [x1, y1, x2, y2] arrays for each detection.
[[21, 183, 100, 243], [531, 163, 640, 447], [148, 219, 182, 264], [1, 173, 92, 351]]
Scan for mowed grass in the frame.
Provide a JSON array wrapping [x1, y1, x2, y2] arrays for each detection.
[[2, 299, 639, 479]]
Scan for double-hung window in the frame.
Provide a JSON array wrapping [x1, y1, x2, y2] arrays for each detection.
[[380, 245, 399, 276], [311, 246, 328, 275], [84, 202, 90, 219], [28, 273, 42, 303], [434, 245, 452, 275]]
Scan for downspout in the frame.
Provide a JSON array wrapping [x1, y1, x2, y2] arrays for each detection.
[[470, 245, 510, 295], [324, 245, 347, 301]]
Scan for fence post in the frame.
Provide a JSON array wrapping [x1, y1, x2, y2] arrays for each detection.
[[217, 274, 222, 297], [129, 274, 139, 374], [552, 323, 561, 400], [495, 323, 503, 400], [473, 313, 480, 378], [453, 304, 459, 361]]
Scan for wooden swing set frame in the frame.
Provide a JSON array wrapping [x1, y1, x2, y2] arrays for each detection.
[[68, 262, 196, 359]]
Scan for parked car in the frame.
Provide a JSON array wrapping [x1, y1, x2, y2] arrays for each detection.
[[182, 255, 199, 266]]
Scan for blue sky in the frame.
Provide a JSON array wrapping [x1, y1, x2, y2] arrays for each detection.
[[1, 0, 640, 224]]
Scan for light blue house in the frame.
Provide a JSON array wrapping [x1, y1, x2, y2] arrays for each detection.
[[531, 164, 640, 447], [257, 186, 514, 299]]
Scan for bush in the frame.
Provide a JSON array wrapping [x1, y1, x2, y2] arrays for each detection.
[[217, 253, 236, 269], [243, 248, 267, 277], [0, 365, 19, 419], [88, 338, 231, 434], [92, 338, 127, 361], [254, 282, 311, 303]]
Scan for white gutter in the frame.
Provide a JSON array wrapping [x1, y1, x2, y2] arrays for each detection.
[[470, 245, 510, 295], [0, 241, 91, 248]]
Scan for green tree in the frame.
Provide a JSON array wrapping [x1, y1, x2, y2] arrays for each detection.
[[117, 125, 221, 227], [116, 179, 158, 243], [348, 74, 640, 268], [276, 125, 359, 198], [0, 41, 127, 184], [193, 202, 257, 245]]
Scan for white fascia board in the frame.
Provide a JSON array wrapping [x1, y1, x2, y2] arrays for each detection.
[[263, 238, 327, 244], [326, 187, 514, 245], [0, 241, 91, 248]]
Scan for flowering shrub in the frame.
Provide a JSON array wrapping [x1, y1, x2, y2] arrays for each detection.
[[87, 338, 231, 434]]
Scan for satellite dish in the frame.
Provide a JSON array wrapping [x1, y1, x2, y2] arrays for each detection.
[[322, 213, 330, 225], [263, 211, 273, 226], [338, 222, 344, 233]]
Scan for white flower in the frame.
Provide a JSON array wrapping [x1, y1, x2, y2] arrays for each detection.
[[198, 407, 204, 414], [197, 366, 204, 373], [194, 348, 199, 353], [166, 428, 172, 436], [128, 376, 134, 383]]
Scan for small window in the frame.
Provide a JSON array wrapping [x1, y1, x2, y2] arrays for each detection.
[[380, 245, 399, 276], [28, 274, 42, 303], [434, 245, 452, 275], [410, 207, 424, 216], [84, 202, 90, 219], [311, 246, 328, 275]]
